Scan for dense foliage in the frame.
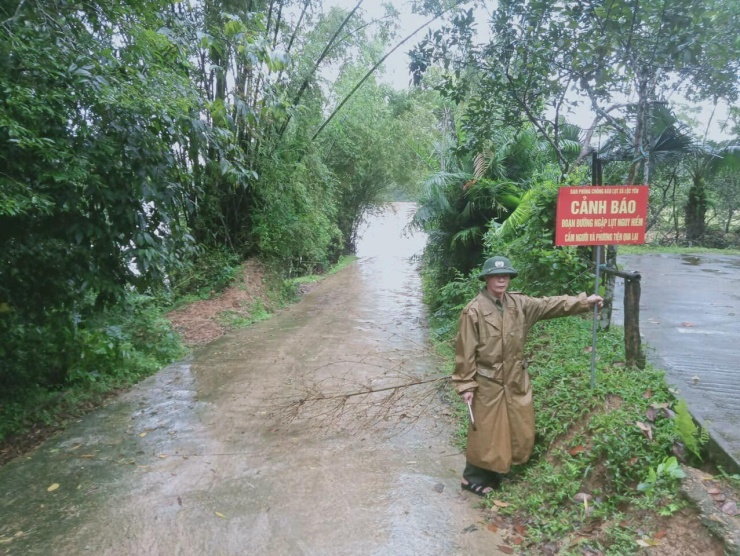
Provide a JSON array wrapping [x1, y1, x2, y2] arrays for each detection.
[[0, 0, 438, 441], [1, 1, 199, 418]]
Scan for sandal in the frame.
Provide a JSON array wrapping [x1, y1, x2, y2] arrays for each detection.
[[461, 481, 493, 497]]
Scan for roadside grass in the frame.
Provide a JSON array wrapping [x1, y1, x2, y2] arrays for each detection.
[[217, 299, 271, 329], [287, 255, 358, 286], [441, 316, 701, 554], [0, 294, 188, 463]]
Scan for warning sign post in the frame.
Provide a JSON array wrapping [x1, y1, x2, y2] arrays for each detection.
[[558, 183, 649, 388], [555, 186, 649, 246]]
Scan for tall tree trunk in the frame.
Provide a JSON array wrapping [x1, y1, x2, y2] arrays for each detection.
[[626, 69, 648, 185], [685, 174, 708, 243]]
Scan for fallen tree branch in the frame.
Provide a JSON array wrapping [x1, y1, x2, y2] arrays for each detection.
[[294, 375, 447, 403]]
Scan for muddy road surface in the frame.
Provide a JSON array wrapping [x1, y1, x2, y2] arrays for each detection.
[[0, 204, 505, 555]]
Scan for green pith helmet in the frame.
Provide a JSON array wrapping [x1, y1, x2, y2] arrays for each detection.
[[478, 256, 518, 280]]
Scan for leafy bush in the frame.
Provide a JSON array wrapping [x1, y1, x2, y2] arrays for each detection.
[[484, 183, 593, 297], [0, 294, 185, 443], [423, 269, 481, 338], [250, 149, 343, 276], [165, 245, 242, 301]]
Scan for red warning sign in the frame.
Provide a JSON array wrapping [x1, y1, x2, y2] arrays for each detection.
[[555, 186, 649, 246]]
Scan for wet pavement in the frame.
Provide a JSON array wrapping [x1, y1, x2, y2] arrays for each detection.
[[0, 203, 505, 555], [613, 253, 740, 473]]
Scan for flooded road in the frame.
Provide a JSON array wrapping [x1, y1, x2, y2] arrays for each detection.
[[0, 203, 504, 555]]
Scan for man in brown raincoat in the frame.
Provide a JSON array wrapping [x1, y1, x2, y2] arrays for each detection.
[[453, 256, 603, 496]]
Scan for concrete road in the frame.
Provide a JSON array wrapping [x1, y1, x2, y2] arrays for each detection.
[[613, 253, 740, 472]]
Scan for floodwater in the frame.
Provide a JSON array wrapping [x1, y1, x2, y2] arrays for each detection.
[[0, 203, 505, 555]]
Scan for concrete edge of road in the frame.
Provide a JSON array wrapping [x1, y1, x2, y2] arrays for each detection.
[[677, 414, 740, 556], [704, 423, 740, 476], [644, 348, 740, 476], [680, 466, 740, 556]]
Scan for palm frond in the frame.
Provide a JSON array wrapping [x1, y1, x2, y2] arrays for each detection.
[[474, 150, 491, 179], [495, 180, 558, 239], [451, 226, 484, 247]]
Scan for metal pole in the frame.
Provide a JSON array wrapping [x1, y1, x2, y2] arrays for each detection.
[[590, 150, 601, 389], [590, 250, 601, 389]]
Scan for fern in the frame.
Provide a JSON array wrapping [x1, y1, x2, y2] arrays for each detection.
[[674, 398, 705, 461]]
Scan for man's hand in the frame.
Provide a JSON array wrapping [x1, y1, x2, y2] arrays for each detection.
[[587, 294, 604, 308], [461, 390, 474, 404]]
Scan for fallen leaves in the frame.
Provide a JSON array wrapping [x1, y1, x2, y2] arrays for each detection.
[[493, 499, 510, 508], [721, 501, 739, 516], [568, 445, 587, 456], [636, 538, 663, 547], [214, 511, 226, 518], [47, 483, 60, 492], [497, 545, 514, 554], [703, 481, 739, 515], [635, 420, 653, 441]]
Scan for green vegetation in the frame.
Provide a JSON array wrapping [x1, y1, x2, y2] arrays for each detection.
[[0, 293, 188, 446], [435, 314, 706, 554], [0, 2, 438, 446]]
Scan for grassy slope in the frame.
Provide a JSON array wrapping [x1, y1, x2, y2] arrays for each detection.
[[440, 311, 734, 554]]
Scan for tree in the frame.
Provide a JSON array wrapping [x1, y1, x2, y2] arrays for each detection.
[[0, 0, 201, 390], [685, 143, 740, 242], [0, 1, 198, 315], [409, 0, 740, 184]]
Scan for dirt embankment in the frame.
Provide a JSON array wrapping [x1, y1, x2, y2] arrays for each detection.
[[167, 258, 274, 346]]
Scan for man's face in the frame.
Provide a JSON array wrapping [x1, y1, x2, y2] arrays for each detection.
[[485, 274, 511, 299]]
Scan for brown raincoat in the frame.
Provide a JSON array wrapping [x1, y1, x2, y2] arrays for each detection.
[[452, 288, 591, 473]]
